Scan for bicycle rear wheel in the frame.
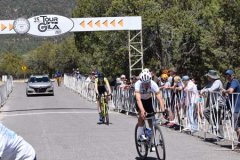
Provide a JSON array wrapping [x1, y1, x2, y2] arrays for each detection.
[[154, 126, 166, 160], [134, 124, 148, 159], [105, 104, 109, 125]]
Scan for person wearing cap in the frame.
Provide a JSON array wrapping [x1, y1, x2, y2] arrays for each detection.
[[160, 74, 171, 121], [200, 70, 224, 138], [222, 69, 240, 147], [182, 75, 199, 133]]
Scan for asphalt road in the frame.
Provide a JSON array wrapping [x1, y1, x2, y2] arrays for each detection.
[[0, 82, 239, 160]]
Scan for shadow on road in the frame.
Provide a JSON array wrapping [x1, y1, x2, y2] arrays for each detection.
[[0, 107, 97, 113], [135, 156, 158, 160]]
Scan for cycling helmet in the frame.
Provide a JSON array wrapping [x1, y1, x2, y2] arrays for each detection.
[[142, 68, 150, 72], [139, 68, 152, 83], [98, 73, 104, 79], [161, 74, 168, 81]]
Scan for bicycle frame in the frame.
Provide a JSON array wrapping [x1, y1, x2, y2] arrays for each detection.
[[100, 95, 107, 115], [99, 94, 109, 124], [135, 112, 166, 160]]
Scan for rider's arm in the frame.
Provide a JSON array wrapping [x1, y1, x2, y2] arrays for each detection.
[[152, 81, 165, 111], [95, 79, 99, 94], [135, 91, 145, 114], [104, 78, 112, 94]]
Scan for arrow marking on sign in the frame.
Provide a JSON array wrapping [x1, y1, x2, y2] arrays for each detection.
[[1, 23, 7, 31], [80, 21, 85, 28], [110, 20, 115, 27], [118, 19, 123, 27], [9, 23, 14, 31], [88, 20, 93, 28], [103, 20, 108, 27], [95, 20, 100, 27]]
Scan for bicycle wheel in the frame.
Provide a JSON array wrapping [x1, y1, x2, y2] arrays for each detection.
[[154, 126, 166, 160], [134, 124, 148, 159], [105, 104, 109, 125], [101, 101, 105, 123]]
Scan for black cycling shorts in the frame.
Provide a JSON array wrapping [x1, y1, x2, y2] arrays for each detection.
[[98, 86, 107, 95], [136, 98, 154, 113]]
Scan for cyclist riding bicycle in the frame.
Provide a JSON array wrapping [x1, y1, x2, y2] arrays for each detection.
[[135, 68, 165, 141], [95, 73, 112, 123]]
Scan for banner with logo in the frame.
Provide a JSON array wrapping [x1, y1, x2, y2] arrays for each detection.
[[0, 15, 142, 36]]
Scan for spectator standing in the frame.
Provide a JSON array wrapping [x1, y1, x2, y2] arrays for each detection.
[[182, 75, 199, 133], [55, 70, 62, 87], [222, 69, 240, 147], [200, 70, 224, 138]]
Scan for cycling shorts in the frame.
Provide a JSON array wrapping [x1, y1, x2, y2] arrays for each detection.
[[136, 98, 154, 113]]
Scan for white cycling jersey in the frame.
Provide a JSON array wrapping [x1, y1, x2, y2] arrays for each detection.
[[134, 80, 160, 100], [0, 123, 36, 160]]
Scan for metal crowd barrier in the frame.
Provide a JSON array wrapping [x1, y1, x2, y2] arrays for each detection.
[[64, 74, 96, 102], [0, 76, 13, 107], [64, 74, 240, 150]]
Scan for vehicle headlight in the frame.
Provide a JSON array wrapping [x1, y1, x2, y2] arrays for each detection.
[[27, 86, 34, 90]]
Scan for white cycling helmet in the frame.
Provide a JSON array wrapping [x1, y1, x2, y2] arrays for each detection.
[[139, 68, 152, 83]]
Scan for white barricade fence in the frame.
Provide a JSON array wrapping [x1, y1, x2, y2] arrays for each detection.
[[64, 74, 96, 102], [0, 76, 13, 107], [63, 74, 240, 150]]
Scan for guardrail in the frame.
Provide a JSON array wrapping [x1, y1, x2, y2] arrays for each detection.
[[64, 74, 240, 150], [0, 76, 13, 107]]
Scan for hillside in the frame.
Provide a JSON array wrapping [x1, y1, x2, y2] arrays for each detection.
[[0, 0, 76, 54]]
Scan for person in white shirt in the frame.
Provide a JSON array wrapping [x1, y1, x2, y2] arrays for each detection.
[[182, 75, 199, 133], [135, 69, 165, 142], [0, 123, 36, 160]]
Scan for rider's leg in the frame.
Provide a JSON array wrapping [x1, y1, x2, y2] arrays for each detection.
[[137, 115, 146, 140], [96, 94, 103, 122]]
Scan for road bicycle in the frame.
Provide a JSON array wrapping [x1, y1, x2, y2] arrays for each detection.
[[135, 112, 166, 160], [99, 94, 110, 125]]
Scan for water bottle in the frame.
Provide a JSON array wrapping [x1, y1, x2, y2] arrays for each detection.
[[146, 128, 152, 139]]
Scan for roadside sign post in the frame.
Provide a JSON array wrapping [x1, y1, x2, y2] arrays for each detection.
[[21, 65, 27, 79]]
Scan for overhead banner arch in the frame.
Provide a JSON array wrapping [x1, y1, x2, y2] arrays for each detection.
[[0, 15, 143, 77]]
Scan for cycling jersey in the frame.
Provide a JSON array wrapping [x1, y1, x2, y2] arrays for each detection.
[[95, 77, 110, 94], [134, 80, 160, 100], [0, 123, 36, 160]]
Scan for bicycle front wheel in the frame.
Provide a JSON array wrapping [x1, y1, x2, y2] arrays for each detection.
[[154, 126, 166, 160], [134, 124, 148, 159]]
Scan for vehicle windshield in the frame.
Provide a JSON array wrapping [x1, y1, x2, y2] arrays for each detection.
[[29, 77, 50, 83]]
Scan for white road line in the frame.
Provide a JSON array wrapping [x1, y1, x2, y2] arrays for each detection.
[[1, 111, 117, 117]]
